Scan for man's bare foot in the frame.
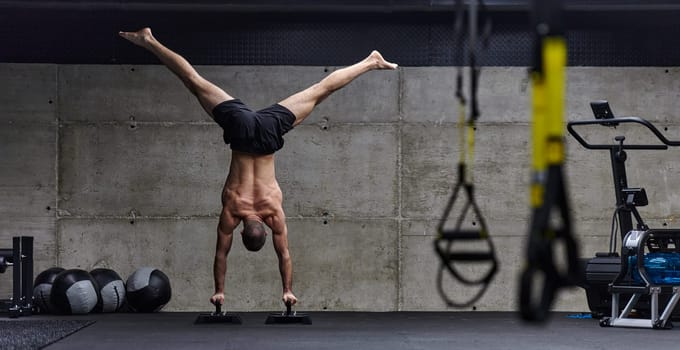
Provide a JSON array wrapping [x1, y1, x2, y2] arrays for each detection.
[[368, 50, 398, 70], [119, 27, 154, 48]]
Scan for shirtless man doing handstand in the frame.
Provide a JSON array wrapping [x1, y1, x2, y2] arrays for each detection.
[[119, 27, 398, 308]]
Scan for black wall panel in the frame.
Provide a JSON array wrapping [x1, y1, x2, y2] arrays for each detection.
[[1, 3, 679, 66]]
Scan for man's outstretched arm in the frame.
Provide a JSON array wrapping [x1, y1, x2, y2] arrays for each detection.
[[269, 215, 297, 306], [211, 212, 238, 306]]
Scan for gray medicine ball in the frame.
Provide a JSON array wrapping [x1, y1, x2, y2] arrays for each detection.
[[90, 268, 126, 312], [33, 267, 66, 314], [126, 267, 172, 312], [50, 269, 100, 314]]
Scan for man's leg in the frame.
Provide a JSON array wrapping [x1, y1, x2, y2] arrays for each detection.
[[119, 28, 232, 118], [279, 50, 398, 126]]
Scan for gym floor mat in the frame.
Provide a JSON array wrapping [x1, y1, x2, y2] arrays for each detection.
[[0, 320, 95, 350], [23, 312, 680, 350]]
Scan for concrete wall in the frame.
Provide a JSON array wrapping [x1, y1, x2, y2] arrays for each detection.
[[2, 63, 680, 312]]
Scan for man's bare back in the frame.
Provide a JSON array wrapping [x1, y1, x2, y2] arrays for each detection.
[[223, 152, 282, 222]]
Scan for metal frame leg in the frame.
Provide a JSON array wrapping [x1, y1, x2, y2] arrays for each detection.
[[650, 287, 660, 324], [605, 287, 680, 329], [8, 236, 33, 318], [20, 236, 33, 315], [620, 293, 641, 318], [10, 237, 21, 318]]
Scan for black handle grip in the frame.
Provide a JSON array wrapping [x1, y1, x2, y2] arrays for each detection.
[[447, 252, 495, 261], [440, 230, 486, 240], [285, 301, 292, 316]]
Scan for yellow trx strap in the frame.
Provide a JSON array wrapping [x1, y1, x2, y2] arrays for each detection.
[[530, 37, 565, 208], [519, 0, 581, 322]]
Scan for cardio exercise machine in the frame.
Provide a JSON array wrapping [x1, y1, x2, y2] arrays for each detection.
[[568, 101, 680, 328]]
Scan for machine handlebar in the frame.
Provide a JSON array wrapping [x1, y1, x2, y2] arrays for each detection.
[[567, 117, 680, 150]]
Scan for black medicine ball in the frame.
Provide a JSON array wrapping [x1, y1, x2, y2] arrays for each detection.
[[33, 267, 65, 314], [50, 269, 100, 315], [126, 267, 172, 312], [90, 268, 126, 312]]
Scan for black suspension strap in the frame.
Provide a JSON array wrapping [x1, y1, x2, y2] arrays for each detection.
[[434, 0, 498, 308], [518, 0, 581, 322]]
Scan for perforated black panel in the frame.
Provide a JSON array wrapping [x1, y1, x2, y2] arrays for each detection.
[[1, 7, 680, 66], [566, 11, 680, 66]]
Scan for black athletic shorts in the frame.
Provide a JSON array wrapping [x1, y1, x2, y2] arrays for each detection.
[[212, 99, 297, 155]]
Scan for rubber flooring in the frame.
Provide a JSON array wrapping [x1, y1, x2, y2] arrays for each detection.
[[6, 312, 680, 350]]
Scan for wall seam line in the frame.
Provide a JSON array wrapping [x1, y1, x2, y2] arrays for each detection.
[[396, 66, 404, 312], [54, 64, 61, 267]]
